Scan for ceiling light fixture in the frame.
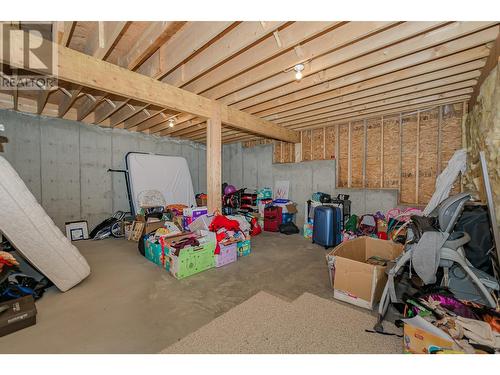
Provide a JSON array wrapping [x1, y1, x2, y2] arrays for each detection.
[[168, 118, 175, 128], [293, 64, 304, 80]]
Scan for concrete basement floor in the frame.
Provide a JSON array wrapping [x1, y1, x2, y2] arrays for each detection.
[[0, 232, 342, 354]]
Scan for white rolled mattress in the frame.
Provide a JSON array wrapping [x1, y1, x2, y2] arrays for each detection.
[[0, 156, 90, 291]]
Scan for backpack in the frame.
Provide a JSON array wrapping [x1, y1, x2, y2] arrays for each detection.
[[279, 222, 299, 235]]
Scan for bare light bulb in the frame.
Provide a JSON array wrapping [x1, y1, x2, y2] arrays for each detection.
[[293, 63, 304, 81], [168, 119, 175, 128]]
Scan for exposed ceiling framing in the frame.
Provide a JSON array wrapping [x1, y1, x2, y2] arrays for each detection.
[[0, 21, 498, 145]]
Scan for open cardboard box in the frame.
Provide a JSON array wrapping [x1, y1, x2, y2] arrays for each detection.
[[327, 236, 403, 310]]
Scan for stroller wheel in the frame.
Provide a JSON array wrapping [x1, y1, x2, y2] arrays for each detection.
[[110, 221, 124, 238]]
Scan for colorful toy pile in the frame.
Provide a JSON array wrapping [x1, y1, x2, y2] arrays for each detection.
[[142, 211, 257, 279]]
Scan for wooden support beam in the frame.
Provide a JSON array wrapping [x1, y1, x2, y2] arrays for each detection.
[[1, 30, 300, 143], [207, 108, 222, 213]]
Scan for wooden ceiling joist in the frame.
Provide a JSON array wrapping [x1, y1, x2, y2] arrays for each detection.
[[162, 21, 287, 88], [233, 22, 498, 112], [181, 59, 487, 141], [164, 22, 497, 138], [1, 21, 498, 146], [136, 22, 234, 79], [118, 21, 186, 71], [1, 30, 299, 143]]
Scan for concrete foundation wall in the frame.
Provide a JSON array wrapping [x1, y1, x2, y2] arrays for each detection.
[[0, 109, 206, 230], [223, 143, 398, 227]]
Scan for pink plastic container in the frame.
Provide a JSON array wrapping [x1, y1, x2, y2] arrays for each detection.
[[215, 242, 237, 268]]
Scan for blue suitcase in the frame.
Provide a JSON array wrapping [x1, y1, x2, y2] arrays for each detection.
[[312, 206, 342, 249]]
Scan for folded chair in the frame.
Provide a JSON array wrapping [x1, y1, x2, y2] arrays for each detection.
[[375, 192, 498, 331]]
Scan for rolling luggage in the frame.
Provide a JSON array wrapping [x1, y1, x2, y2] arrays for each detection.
[[312, 206, 342, 249]]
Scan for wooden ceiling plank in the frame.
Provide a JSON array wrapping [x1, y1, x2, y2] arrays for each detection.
[[232, 22, 498, 111], [136, 22, 234, 80], [272, 76, 478, 124], [244, 40, 494, 116], [162, 21, 287, 88], [258, 59, 486, 119], [118, 21, 186, 71], [0, 31, 299, 142]]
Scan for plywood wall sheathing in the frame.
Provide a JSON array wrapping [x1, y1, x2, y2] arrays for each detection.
[[301, 130, 312, 161], [273, 141, 282, 164], [312, 128, 325, 160], [365, 117, 382, 188], [418, 108, 439, 204], [440, 102, 463, 195], [400, 114, 418, 204], [324, 126, 336, 160], [382, 116, 401, 189], [350, 121, 365, 188]]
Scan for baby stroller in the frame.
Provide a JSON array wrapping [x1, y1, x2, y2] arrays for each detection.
[[89, 211, 132, 240], [375, 192, 499, 332]]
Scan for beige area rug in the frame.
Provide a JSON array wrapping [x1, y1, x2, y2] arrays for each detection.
[[162, 291, 402, 354]]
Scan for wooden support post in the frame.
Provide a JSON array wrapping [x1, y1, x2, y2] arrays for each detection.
[[207, 107, 222, 213], [399, 114, 403, 193], [380, 116, 384, 188], [362, 120, 367, 188], [347, 122, 352, 188], [437, 105, 442, 175], [322, 126, 326, 160], [335, 124, 339, 186], [415, 111, 421, 204]]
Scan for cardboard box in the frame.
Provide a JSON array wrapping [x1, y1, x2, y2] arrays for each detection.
[[0, 296, 37, 337], [144, 236, 171, 272], [402, 316, 460, 354], [165, 231, 216, 279], [327, 237, 403, 310]]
